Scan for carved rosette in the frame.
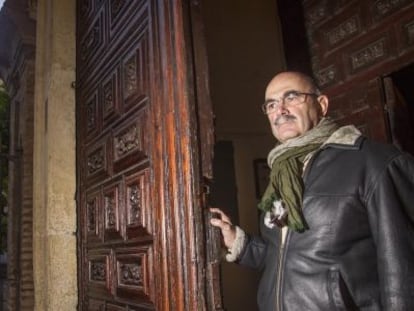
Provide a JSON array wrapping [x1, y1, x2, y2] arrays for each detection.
[[114, 124, 141, 160], [103, 78, 114, 115], [87, 148, 104, 175], [87, 198, 97, 232], [104, 192, 117, 229], [124, 55, 138, 98], [127, 184, 141, 226], [90, 260, 106, 282], [119, 262, 143, 287], [86, 98, 97, 131]]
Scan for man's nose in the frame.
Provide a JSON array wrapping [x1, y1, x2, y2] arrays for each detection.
[[274, 103, 289, 117], [269, 106, 287, 124]]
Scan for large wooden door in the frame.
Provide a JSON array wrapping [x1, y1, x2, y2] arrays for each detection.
[[76, 1, 219, 310]]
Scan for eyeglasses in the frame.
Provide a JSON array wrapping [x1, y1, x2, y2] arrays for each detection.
[[261, 90, 319, 114]]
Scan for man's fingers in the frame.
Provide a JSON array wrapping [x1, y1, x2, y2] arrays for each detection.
[[209, 211, 236, 249], [209, 207, 232, 224], [210, 218, 233, 232], [210, 217, 225, 228]]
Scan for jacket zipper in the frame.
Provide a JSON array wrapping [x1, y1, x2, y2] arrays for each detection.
[[275, 143, 324, 310], [276, 228, 289, 311]]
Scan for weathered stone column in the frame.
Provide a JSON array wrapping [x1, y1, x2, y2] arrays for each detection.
[[32, 1, 77, 310]]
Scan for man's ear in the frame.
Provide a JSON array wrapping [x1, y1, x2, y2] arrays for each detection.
[[317, 95, 329, 116]]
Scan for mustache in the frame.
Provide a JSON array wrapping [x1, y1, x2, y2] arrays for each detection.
[[274, 114, 296, 126]]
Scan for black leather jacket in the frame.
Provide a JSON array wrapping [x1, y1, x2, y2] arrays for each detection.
[[238, 137, 414, 311]]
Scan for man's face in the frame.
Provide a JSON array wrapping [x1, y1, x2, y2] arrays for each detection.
[[264, 72, 328, 143]]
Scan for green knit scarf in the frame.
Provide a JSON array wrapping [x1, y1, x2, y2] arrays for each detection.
[[258, 118, 338, 232]]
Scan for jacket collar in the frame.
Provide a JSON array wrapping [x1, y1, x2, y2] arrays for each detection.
[[321, 125, 363, 150]]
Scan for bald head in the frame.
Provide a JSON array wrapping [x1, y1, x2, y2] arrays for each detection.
[[266, 71, 321, 96], [264, 71, 328, 142]]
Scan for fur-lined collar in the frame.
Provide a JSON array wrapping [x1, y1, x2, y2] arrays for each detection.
[[322, 125, 362, 148]]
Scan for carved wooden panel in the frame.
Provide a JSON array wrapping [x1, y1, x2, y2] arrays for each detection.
[[77, 0, 215, 310], [88, 298, 105, 311], [301, 0, 414, 142], [103, 180, 123, 241], [77, 1, 156, 309], [87, 250, 112, 298], [80, 13, 105, 65], [86, 191, 101, 243], [114, 247, 153, 303]]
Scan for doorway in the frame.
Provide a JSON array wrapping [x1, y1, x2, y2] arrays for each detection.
[[201, 0, 286, 310], [384, 64, 414, 156]]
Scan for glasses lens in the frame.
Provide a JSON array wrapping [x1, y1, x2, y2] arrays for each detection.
[[261, 103, 268, 114]]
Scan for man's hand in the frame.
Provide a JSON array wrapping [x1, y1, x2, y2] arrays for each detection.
[[209, 207, 236, 249]]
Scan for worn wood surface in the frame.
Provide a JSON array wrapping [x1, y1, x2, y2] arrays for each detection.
[[76, 0, 217, 309]]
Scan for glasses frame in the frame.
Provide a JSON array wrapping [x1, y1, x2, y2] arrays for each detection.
[[261, 91, 319, 114]]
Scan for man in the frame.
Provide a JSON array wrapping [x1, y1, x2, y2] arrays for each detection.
[[210, 71, 414, 310]]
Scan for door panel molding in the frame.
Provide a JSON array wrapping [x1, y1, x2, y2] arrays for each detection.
[[76, 0, 217, 309]]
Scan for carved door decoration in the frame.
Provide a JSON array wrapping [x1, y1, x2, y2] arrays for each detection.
[[76, 0, 218, 310], [298, 0, 414, 143]]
